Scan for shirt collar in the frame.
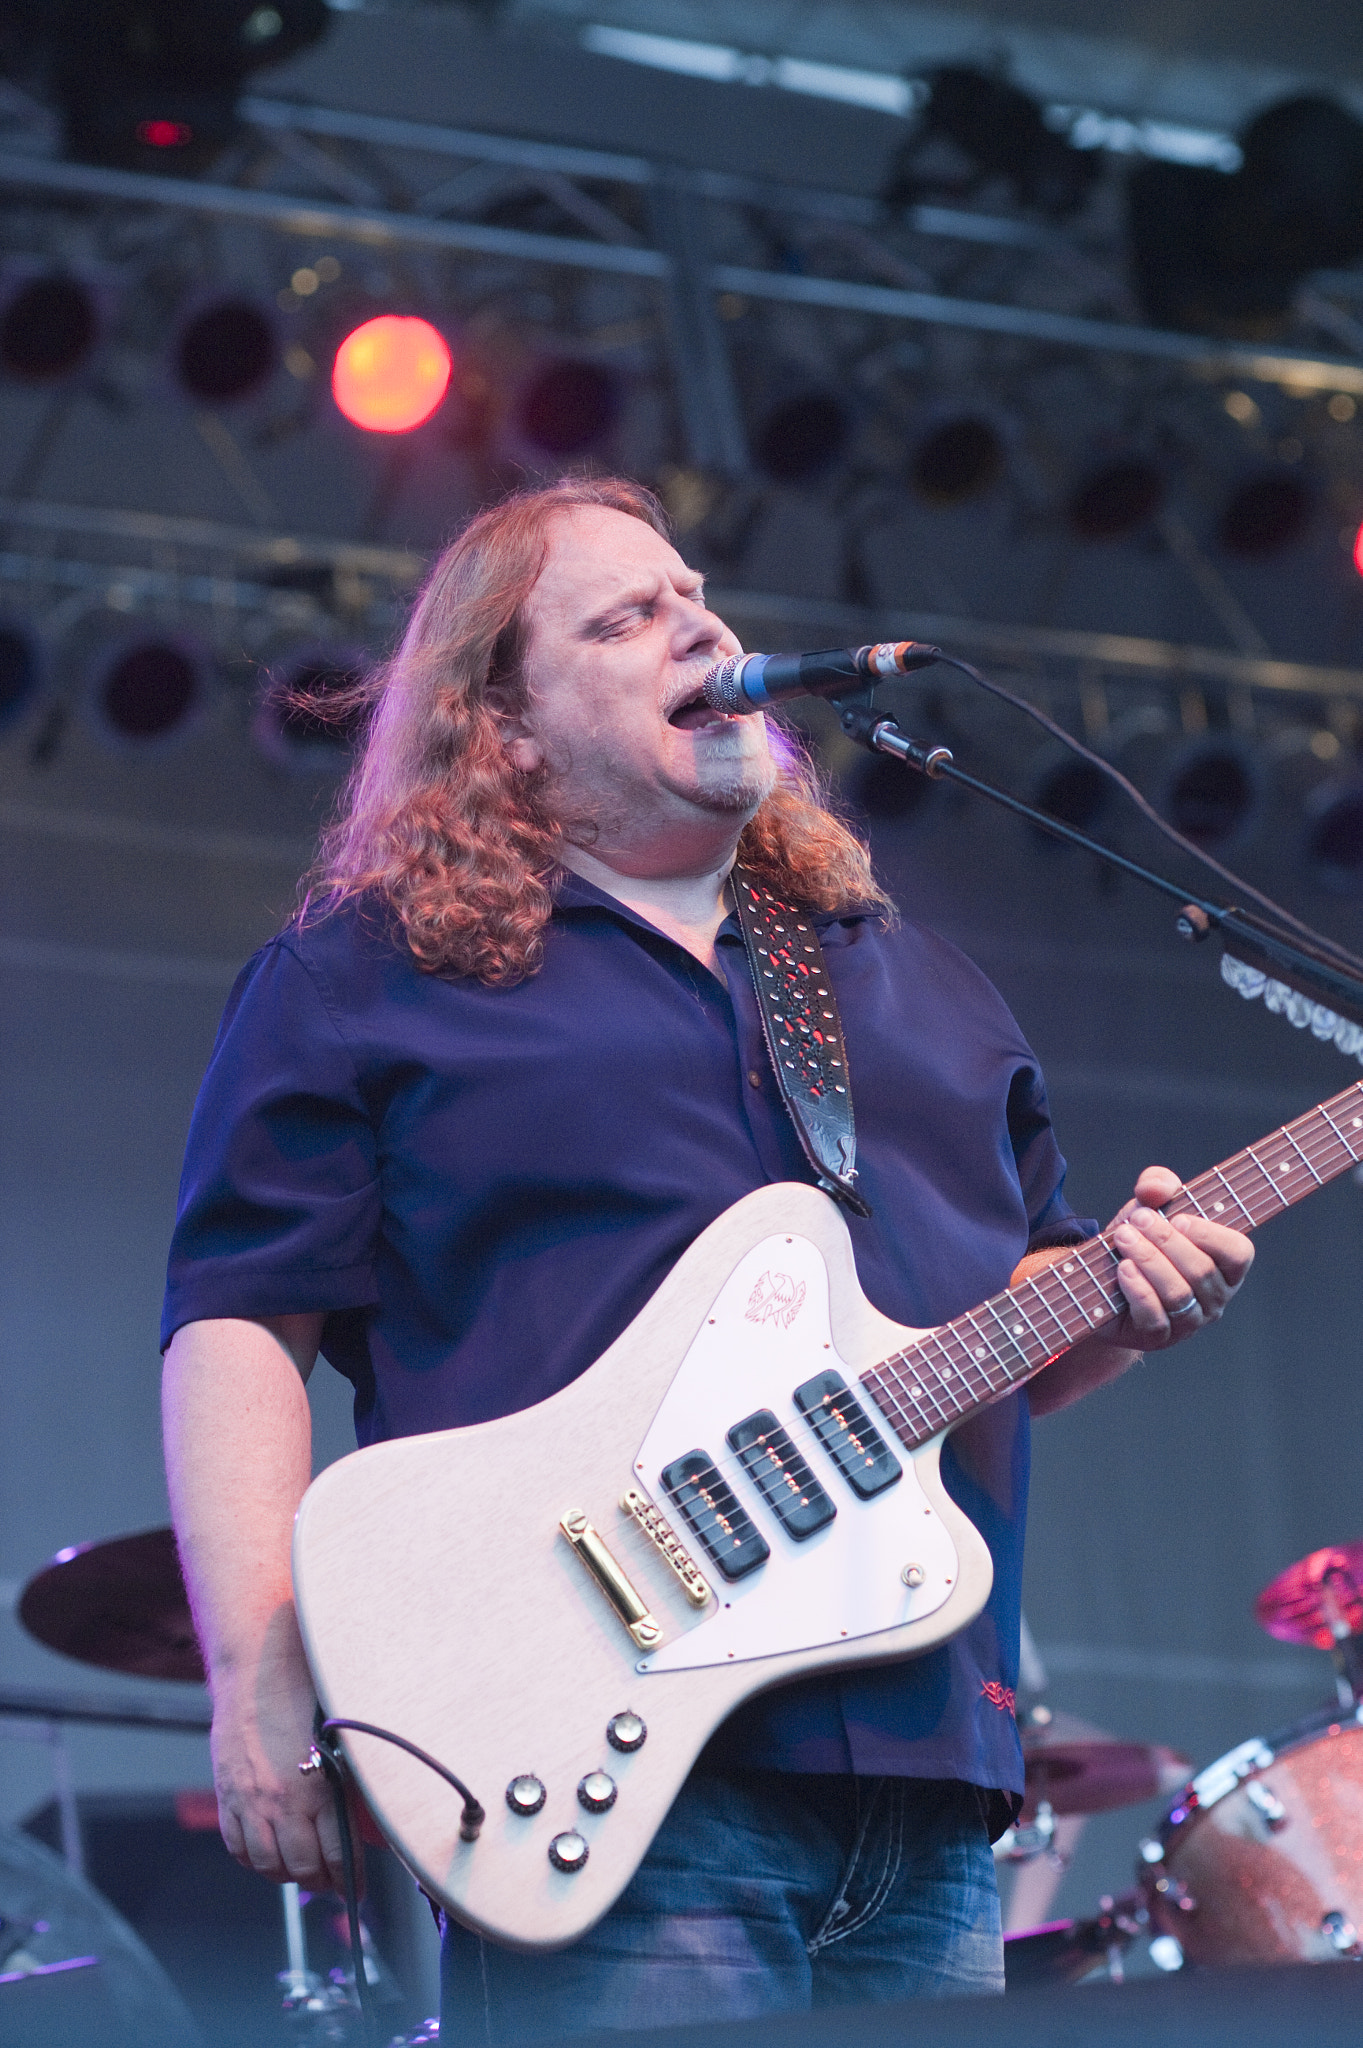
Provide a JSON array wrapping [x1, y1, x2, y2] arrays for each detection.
[[549, 866, 882, 934]]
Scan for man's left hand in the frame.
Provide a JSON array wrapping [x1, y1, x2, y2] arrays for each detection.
[[1023, 1165, 1254, 1416], [1104, 1164, 1254, 1352]]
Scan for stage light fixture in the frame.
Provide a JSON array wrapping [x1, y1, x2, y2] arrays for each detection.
[[910, 416, 1005, 505], [1066, 458, 1165, 541], [0, 276, 100, 381], [1352, 520, 1363, 578], [253, 647, 367, 770], [752, 392, 852, 485], [1218, 472, 1313, 557], [517, 359, 623, 458], [46, 1, 331, 174], [93, 638, 202, 743], [175, 297, 277, 403], [332, 317, 452, 434], [0, 623, 40, 728], [1026, 746, 1110, 841], [1159, 736, 1261, 848], [882, 65, 1100, 220], [1127, 94, 1363, 334], [1303, 778, 1363, 891]]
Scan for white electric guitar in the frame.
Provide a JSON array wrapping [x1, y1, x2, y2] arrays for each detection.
[[292, 1077, 1363, 1952]]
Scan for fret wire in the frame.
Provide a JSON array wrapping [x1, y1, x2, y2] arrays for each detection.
[[931, 1319, 985, 1393], [1045, 1257, 1098, 1329], [1023, 1271, 1074, 1350], [903, 1350, 955, 1426], [982, 1299, 1037, 1378], [1071, 1244, 1124, 1318], [862, 1369, 920, 1445], [960, 1309, 1012, 1391], [1201, 1163, 1255, 1227], [1004, 1291, 1049, 1352], [883, 1355, 945, 1433], [922, 1334, 971, 1414], [1319, 1102, 1363, 1160], [923, 1327, 979, 1410], [1173, 1184, 1208, 1218], [1243, 1142, 1291, 1211], [1290, 1110, 1354, 1171], [1279, 1132, 1322, 1185]]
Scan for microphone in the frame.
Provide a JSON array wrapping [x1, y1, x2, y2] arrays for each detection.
[[702, 640, 941, 715]]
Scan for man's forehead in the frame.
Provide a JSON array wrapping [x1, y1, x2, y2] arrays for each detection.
[[536, 506, 692, 604]]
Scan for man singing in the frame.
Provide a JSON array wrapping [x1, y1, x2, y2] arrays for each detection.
[[161, 476, 1251, 2039]]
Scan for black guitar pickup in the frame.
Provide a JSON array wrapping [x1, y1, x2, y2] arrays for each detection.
[[793, 1371, 902, 1499], [726, 1410, 836, 1541], [660, 1451, 770, 1581]]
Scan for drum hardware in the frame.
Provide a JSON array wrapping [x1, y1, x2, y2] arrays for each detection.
[[1254, 1541, 1363, 1706], [1019, 1707, 1191, 1821], [1003, 1890, 1147, 1989], [14, 1529, 404, 2036]]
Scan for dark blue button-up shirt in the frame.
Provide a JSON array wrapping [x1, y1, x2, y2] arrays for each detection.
[[163, 875, 1090, 1799]]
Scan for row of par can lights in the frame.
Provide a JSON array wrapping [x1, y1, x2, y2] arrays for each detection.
[[0, 268, 628, 454], [0, 617, 364, 771], [751, 394, 1351, 561], [851, 699, 1363, 895]]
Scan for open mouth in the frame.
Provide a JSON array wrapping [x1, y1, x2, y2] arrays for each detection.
[[668, 688, 730, 731]]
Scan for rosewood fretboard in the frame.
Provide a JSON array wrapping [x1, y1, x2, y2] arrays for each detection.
[[861, 1078, 1363, 1452]]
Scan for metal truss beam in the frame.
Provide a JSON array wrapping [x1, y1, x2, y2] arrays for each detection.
[[0, 122, 1360, 395], [709, 587, 1363, 700], [0, 499, 1356, 701]]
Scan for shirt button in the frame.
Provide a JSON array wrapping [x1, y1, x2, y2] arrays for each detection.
[[748, 1069, 763, 1088]]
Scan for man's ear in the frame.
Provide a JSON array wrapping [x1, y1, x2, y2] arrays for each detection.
[[489, 697, 544, 774]]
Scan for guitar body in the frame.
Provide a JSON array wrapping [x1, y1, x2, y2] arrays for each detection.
[[292, 1182, 995, 1951]]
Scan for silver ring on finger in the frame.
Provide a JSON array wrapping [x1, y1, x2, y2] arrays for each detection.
[[1168, 1294, 1199, 1319]]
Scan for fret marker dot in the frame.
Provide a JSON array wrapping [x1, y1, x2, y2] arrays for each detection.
[[1279, 1163, 1290, 1173], [1062, 1263, 1074, 1273], [1012, 1324, 1024, 1336], [1352, 1118, 1361, 1129], [975, 1348, 987, 1360], [1214, 1202, 1224, 1213]]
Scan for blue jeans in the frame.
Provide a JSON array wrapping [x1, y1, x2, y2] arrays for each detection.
[[440, 1771, 1004, 2041]]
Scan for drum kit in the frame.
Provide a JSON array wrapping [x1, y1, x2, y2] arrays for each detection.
[[11, 1528, 405, 2042], [8, 1525, 1363, 2029], [1002, 1540, 1363, 1987]]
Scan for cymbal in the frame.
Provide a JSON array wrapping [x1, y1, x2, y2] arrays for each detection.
[[1022, 1710, 1190, 1818], [18, 1528, 204, 1684], [1255, 1542, 1363, 1650]]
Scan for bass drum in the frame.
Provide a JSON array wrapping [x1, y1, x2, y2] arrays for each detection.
[[1143, 1703, 1363, 1965]]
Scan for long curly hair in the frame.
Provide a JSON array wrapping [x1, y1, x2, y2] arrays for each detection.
[[303, 476, 891, 984]]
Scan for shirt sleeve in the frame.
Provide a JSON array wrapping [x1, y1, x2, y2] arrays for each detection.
[[1006, 1062, 1099, 1252], [160, 938, 382, 1348]]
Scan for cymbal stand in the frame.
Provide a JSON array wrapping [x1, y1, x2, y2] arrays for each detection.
[[278, 1883, 352, 2040], [1320, 1572, 1363, 1706]]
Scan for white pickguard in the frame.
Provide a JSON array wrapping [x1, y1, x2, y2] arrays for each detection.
[[633, 1232, 958, 1675]]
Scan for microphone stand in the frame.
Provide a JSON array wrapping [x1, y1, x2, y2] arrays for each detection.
[[830, 694, 1363, 1027]]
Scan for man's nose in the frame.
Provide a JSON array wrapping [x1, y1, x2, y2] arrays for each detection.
[[677, 597, 727, 657]]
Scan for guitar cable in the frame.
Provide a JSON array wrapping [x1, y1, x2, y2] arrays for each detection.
[[306, 1713, 486, 2047]]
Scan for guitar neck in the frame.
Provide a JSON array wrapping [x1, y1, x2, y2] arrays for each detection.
[[861, 1077, 1363, 1452]]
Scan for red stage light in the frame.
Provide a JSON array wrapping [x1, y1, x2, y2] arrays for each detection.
[[1353, 520, 1363, 577], [331, 316, 452, 433], [136, 120, 193, 149]]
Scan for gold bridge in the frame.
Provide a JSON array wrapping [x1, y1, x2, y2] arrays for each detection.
[[620, 1489, 712, 1608], [560, 1511, 662, 1650]]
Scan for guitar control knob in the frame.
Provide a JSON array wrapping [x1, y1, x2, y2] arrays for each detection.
[[607, 1712, 646, 1753], [548, 1831, 589, 1873], [577, 1771, 617, 1814], [506, 1775, 546, 1816]]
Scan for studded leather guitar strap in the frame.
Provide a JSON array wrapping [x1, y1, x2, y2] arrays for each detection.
[[731, 867, 871, 1218]]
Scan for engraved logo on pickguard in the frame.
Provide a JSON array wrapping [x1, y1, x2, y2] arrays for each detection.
[[745, 1271, 807, 1329]]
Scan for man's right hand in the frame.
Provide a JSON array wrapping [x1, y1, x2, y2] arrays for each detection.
[[209, 1613, 347, 1892]]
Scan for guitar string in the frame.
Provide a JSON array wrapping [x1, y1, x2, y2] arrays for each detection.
[[647, 1085, 1363, 1502], [863, 1086, 1363, 1448]]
